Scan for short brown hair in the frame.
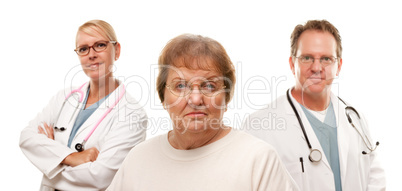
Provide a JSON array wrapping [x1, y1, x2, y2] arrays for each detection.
[[157, 34, 236, 104], [290, 20, 342, 58]]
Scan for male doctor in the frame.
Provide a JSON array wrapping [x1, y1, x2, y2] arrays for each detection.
[[243, 20, 386, 191]]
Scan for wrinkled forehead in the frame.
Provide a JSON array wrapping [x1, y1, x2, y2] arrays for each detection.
[[175, 56, 220, 70], [173, 56, 222, 73], [166, 56, 223, 82]]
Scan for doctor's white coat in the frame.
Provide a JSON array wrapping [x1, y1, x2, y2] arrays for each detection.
[[20, 83, 147, 191], [243, 92, 386, 191]]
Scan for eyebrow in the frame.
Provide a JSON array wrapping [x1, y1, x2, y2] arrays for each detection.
[[299, 54, 335, 57], [76, 40, 108, 47], [170, 75, 221, 81]]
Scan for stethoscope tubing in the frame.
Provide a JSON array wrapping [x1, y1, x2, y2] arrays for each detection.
[[83, 85, 125, 142], [286, 89, 313, 150], [338, 97, 379, 154], [64, 83, 86, 103], [287, 88, 379, 159], [56, 82, 125, 152], [287, 89, 323, 162]]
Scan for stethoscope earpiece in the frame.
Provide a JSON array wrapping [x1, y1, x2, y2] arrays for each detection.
[[362, 141, 380, 155], [54, 126, 66, 131], [341, 98, 380, 155]]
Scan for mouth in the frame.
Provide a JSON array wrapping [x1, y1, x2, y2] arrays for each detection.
[[184, 111, 208, 118], [86, 62, 103, 70], [308, 77, 325, 83]]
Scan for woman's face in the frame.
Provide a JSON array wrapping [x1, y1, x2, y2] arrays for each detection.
[[163, 63, 227, 134], [76, 30, 120, 82]]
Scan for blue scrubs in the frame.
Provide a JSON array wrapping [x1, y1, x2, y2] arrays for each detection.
[[300, 102, 342, 191], [67, 88, 110, 147]]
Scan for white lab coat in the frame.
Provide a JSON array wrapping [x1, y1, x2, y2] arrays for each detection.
[[20, 82, 147, 191], [243, 92, 386, 191]]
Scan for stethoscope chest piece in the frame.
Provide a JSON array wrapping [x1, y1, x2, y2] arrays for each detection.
[[309, 149, 322, 162], [75, 139, 87, 152], [75, 142, 85, 152]]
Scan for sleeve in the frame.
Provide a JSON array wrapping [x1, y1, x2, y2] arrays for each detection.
[[252, 143, 300, 191], [361, 115, 386, 191], [50, 104, 147, 190], [19, 89, 75, 178]]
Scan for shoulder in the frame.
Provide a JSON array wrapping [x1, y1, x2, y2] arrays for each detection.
[[127, 134, 164, 157], [115, 91, 148, 122], [49, 85, 84, 105], [230, 130, 278, 155], [122, 91, 146, 110], [50, 82, 89, 102], [121, 134, 165, 166], [242, 95, 290, 133], [247, 95, 288, 119]]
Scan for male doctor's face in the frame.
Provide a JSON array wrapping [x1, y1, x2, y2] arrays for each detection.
[[290, 30, 342, 95]]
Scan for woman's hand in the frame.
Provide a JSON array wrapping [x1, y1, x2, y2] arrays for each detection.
[[61, 147, 100, 167], [38, 123, 54, 140], [37, 122, 99, 167]]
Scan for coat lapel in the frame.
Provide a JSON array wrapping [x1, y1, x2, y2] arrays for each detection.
[[72, 83, 124, 141], [285, 91, 332, 170], [332, 93, 350, 186]]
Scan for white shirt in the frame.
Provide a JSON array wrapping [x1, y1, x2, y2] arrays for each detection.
[[107, 129, 299, 191]]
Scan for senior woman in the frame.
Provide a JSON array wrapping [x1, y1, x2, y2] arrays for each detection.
[[107, 34, 299, 191], [19, 20, 147, 190]]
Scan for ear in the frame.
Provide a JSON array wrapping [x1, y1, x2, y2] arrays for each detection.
[[114, 42, 121, 61], [289, 56, 295, 75], [336, 58, 343, 76]]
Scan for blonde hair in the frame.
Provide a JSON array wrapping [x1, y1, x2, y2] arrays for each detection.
[[76, 20, 117, 46]]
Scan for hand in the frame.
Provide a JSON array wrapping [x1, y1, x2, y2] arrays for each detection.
[[38, 123, 54, 140], [61, 147, 99, 167]]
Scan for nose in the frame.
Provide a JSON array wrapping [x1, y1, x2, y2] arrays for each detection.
[[310, 58, 322, 73], [187, 87, 204, 108], [87, 47, 98, 60]]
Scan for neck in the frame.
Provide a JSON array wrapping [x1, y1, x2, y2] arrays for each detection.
[[291, 87, 331, 111], [87, 77, 118, 104], [168, 126, 231, 150]]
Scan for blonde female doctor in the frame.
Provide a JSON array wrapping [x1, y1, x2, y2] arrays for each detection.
[[19, 20, 147, 191]]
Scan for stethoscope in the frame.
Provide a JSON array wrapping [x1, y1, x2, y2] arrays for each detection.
[[54, 82, 126, 152], [286, 89, 379, 163]]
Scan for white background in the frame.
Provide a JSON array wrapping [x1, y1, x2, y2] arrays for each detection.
[[1, 0, 400, 190]]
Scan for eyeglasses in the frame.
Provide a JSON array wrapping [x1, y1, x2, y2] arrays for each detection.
[[74, 41, 117, 56], [295, 55, 338, 66], [165, 80, 226, 97]]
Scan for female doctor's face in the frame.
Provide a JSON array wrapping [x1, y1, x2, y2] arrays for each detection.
[[76, 30, 120, 82], [290, 30, 342, 95]]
